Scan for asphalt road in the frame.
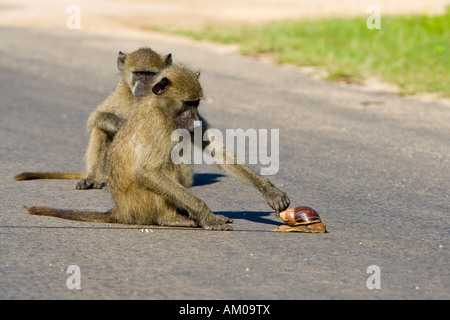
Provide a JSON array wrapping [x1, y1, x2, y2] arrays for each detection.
[[0, 27, 449, 300]]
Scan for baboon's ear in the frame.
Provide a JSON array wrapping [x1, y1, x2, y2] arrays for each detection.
[[117, 51, 127, 71], [164, 53, 173, 66], [195, 70, 201, 78], [152, 77, 171, 95]]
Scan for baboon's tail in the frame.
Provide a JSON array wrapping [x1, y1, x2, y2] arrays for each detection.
[[24, 206, 115, 223], [14, 172, 86, 181]]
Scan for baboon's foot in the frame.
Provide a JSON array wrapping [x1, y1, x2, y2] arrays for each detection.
[[75, 178, 104, 190]]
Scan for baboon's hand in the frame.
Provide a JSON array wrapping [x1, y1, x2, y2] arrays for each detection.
[[263, 187, 290, 217], [215, 214, 233, 224], [199, 214, 233, 231], [203, 222, 233, 231], [75, 178, 104, 190]]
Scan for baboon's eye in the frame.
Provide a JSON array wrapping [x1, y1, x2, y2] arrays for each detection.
[[134, 71, 156, 78], [183, 100, 200, 108]]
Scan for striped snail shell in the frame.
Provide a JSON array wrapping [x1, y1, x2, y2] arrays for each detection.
[[278, 206, 321, 226]]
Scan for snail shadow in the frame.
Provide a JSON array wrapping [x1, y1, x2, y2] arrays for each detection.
[[215, 211, 283, 227], [193, 173, 225, 187]]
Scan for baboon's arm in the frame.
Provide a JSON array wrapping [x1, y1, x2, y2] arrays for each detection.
[[92, 112, 126, 139], [199, 117, 275, 193], [202, 126, 290, 215], [76, 126, 110, 189], [77, 110, 125, 190], [215, 150, 290, 214]]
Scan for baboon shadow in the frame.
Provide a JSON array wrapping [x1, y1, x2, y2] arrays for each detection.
[[193, 173, 225, 186], [215, 211, 282, 226], [193, 174, 281, 226]]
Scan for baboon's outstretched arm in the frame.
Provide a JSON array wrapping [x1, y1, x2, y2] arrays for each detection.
[[215, 150, 290, 215], [201, 121, 290, 215]]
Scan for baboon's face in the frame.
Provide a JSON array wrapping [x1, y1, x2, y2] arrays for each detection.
[[151, 65, 204, 132], [172, 99, 201, 132], [117, 48, 172, 97]]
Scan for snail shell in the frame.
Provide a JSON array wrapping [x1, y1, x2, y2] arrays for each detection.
[[278, 206, 321, 226]]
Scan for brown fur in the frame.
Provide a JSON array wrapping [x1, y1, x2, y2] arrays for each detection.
[[25, 64, 290, 230], [14, 48, 172, 190], [14, 172, 85, 180]]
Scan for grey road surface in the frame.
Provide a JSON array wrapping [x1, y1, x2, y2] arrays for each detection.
[[0, 27, 449, 300]]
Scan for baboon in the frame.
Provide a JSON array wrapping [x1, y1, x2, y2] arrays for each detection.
[[15, 47, 172, 190], [25, 65, 290, 231]]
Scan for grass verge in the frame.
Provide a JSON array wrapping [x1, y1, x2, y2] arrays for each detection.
[[159, 8, 450, 97]]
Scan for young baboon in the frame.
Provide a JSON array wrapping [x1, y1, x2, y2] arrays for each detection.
[[15, 47, 172, 190], [25, 65, 290, 231]]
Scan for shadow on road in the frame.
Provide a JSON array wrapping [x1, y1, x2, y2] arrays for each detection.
[[193, 173, 225, 186], [216, 211, 282, 226]]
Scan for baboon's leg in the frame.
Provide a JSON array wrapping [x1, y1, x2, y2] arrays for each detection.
[[75, 127, 110, 190], [156, 213, 199, 228], [176, 207, 232, 224], [136, 170, 232, 231]]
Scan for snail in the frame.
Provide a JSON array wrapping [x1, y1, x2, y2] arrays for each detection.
[[273, 206, 326, 233], [279, 206, 321, 226]]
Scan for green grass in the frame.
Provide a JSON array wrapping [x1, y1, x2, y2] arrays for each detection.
[[161, 9, 450, 97]]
